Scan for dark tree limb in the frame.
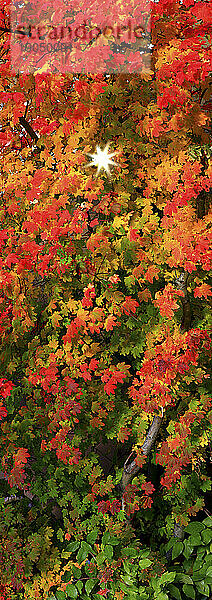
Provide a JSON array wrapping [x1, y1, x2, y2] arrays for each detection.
[[0, 26, 11, 33], [24, 100, 29, 120], [121, 415, 163, 494], [142, 415, 163, 455], [173, 522, 184, 540], [196, 188, 210, 220], [19, 116, 39, 142], [175, 271, 191, 331], [166, 522, 184, 564]]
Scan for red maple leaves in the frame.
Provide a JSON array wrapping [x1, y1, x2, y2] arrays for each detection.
[[101, 364, 131, 395], [7, 448, 30, 489], [154, 284, 184, 318], [130, 327, 211, 413], [0, 378, 14, 398], [97, 499, 121, 515], [194, 283, 212, 298]]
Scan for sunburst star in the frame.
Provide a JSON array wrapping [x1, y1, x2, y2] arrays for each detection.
[[86, 143, 118, 176]]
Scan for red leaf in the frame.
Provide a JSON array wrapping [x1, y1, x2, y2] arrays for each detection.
[[14, 448, 30, 467], [0, 406, 7, 420], [105, 315, 120, 331], [154, 284, 184, 318], [121, 296, 139, 316], [194, 283, 212, 298], [141, 481, 155, 495]]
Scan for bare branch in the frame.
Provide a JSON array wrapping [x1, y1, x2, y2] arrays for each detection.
[[19, 116, 39, 142]]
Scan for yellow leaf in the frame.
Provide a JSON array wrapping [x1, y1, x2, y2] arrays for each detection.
[[49, 338, 59, 350], [199, 432, 209, 447], [67, 298, 78, 312]]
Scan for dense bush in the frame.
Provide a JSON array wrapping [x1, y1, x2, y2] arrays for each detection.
[[0, 0, 211, 597]]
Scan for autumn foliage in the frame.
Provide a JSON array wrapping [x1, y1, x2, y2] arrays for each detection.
[[0, 0, 211, 598]]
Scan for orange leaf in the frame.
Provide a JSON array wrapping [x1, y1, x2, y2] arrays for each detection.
[[105, 315, 120, 331]]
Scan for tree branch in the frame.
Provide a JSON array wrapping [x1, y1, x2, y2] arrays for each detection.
[[0, 26, 11, 33], [121, 415, 163, 493], [19, 116, 39, 142], [175, 271, 191, 331], [173, 522, 184, 540]]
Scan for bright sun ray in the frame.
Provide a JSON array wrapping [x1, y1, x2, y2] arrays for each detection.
[[86, 143, 118, 176]]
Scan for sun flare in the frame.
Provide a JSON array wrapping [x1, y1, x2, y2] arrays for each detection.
[[86, 143, 117, 176]]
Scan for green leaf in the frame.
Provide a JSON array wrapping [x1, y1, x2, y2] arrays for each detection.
[[193, 558, 203, 571], [72, 566, 81, 579], [183, 558, 193, 572], [87, 529, 98, 544], [197, 547, 205, 558], [205, 554, 212, 564], [124, 275, 135, 289], [57, 528, 64, 542], [95, 552, 106, 566], [182, 584, 195, 599], [123, 547, 138, 558], [108, 536, 120, 545], [66, 584, 78, 598], [206, 566, 212, 577], [120, 581, 138, 593], [168, 584, 182, 600], [122, 575, 135, 586], [201, 529, 212, 544], [160, 572, 176, 584], [152, 578, 161, 593], [104, 545, 113, 560], [195, 582, 205, 594], [185, 522, 204, 534], [203, 584, 210, 596], [203, 517, 212, 528], [172, 541, 183, 560], [102, 532, 110, 546], [77, 541, 92, 563], [165, 539, 175, 552], [102, 533, 119, 546], [139, 559, 152, 569], [167, 422, 175, 435], [201, 479, 212, 492], [85, 579, 96, 594], [189, 533, 202, 546], [196, 582, 210, 596], [192, 567, 207, 582], [66, 541, 80, 553], [56, 593, 66, 600], [76, 581, 83, 593], [175, 574, 193, 585], [139, 549, 151, 559], [138, 586, 146, 594], [124, 562, 133, 575], [156, 593, 169, 600]]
